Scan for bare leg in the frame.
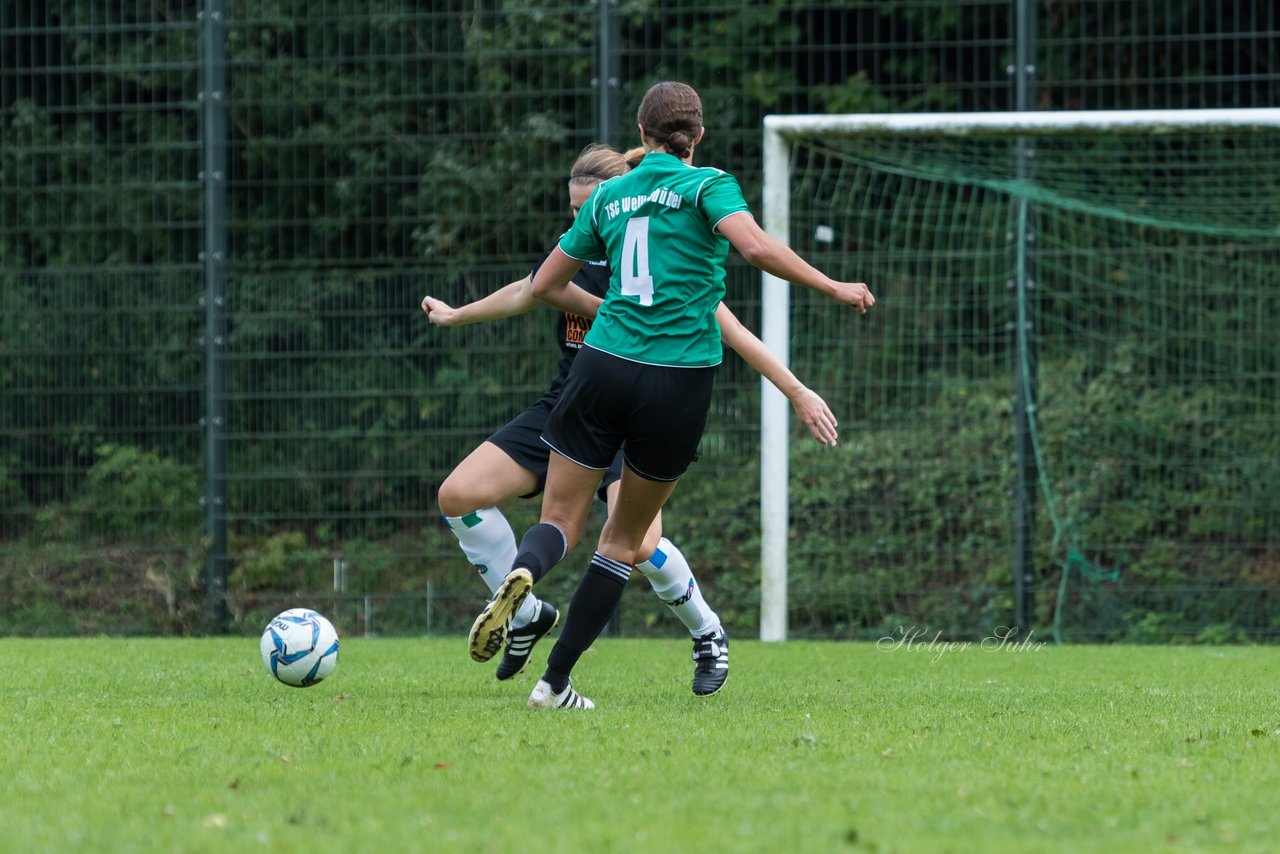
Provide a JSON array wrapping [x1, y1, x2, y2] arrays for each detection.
[[603, 479, 664, 559], [438, 441, 539, 518], [610, 479, 721, 641], [539, 451, 608, 549], [597, 467, 678, 564], [509, 451, 607, 584]]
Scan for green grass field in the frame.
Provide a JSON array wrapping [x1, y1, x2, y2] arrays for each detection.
[[2, 636, 1277, 853]]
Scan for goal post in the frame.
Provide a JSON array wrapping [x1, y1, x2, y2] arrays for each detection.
[[758, 108, 1280, 642], [759, 123, 793, 643]]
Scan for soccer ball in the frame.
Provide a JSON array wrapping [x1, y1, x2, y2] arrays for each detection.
[[259, 608, 340, 687]]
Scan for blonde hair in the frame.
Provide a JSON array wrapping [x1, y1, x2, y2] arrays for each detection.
[[569, 143, 629, 186]]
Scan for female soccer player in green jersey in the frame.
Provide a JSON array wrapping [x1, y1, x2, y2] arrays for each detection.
[[427, 144, 839, 694], [470, 81, 874, 710]]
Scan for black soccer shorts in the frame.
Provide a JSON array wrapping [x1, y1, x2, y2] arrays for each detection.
[[487, 396, 622, 501], [541, 345, 716, 482]]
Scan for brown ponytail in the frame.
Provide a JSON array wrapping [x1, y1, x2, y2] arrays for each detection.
[[637, 81, 703, 159]]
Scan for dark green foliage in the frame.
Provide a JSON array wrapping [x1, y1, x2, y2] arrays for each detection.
[[1035, 345, 1280, 642], [0, 543, 204, 635], [2, 2, 1278, 638], [70, 444, 202, 543]]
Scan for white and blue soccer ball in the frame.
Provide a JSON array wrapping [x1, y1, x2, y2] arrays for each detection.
[[259, 608, 340, 687]]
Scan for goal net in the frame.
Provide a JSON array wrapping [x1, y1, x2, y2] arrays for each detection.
[[759, 109, 1280, 642]]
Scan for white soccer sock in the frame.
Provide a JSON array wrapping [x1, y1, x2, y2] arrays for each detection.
[[635, 537, 721, 638], [444, 507, 538, 628]]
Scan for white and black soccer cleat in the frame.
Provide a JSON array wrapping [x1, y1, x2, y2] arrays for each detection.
[[495, 601, 559, 680], [527, 678, 595, 710], [691, 629, 729, 696]]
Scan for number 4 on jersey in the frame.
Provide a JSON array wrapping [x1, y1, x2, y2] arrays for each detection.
[[621, 216, 654, 306]]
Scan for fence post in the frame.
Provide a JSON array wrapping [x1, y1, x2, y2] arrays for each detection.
[[595, 0, 622, 146], [200, 0, 230, 628], [1011, 0, 1039, 635]]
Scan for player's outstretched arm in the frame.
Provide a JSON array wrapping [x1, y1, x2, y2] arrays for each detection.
[[718, 212, 874, 314], [531, 247, 599, 318], [421, 276, 537, 327], [422, 271, 603, 327], [716, 302, 839, 446]]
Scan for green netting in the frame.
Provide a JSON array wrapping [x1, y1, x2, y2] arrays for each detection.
[[803, 133, 1280, 238], [782, 128, 1280, 641]]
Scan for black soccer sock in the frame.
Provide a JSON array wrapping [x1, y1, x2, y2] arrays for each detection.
[[542, 553, 632, 693], [513, 522, 569, 583]]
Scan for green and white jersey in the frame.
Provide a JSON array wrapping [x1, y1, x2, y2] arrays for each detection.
[[557, 152, 752, 367]]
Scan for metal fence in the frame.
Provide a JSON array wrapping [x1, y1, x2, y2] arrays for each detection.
[[2, 1, 1277, 638]]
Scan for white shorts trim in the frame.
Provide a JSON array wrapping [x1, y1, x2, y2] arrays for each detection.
[[540, 436, 611, 472], [582, 343, 722, 370]]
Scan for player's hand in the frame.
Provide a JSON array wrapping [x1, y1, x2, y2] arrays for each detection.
[[790, 386, 839, 446], [421, 295, 460, 326], [830, 281, 874, 315]]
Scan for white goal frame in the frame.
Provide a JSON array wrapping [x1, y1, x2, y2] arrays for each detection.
[[758, 108, 1280, 641]]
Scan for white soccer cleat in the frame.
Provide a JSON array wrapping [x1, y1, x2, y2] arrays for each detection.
[[527, 678, 595, 710]]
